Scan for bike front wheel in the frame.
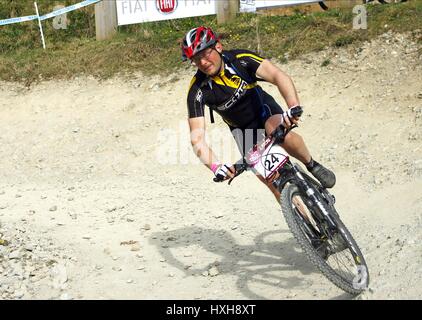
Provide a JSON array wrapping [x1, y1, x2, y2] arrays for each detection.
[[281, 183, 369, 295]]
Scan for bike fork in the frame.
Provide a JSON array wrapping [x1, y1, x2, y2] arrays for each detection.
[[291, 164, 336, 228]]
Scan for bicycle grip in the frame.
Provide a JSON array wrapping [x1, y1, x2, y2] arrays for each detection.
[[287, 106, 303, 118]]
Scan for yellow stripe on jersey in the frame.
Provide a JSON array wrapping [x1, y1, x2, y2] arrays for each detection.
[[235, 53, 264, 63], [188, 76, 197, 90], [211, 73, 257, 90]]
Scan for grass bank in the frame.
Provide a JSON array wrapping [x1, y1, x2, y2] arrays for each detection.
[[0, 0, 421, 84]]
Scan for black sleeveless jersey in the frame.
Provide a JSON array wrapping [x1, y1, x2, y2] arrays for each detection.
[[186, 49, 278, 129]]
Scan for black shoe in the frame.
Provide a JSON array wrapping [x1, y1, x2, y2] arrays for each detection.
[[307, 161, 336, 189]]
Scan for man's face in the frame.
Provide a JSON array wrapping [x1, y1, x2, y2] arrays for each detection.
[[191, 42, 223, 77]]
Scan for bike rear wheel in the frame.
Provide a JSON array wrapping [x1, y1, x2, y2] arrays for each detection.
[[281, 183, 369, 295]]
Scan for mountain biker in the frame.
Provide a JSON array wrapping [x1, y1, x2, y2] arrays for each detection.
[[182, 26, 336, 200]]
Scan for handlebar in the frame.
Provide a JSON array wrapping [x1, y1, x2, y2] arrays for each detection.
[[287, 105, 303, 118], [213, 106, 304, 184], [212, 161, 248, 183]]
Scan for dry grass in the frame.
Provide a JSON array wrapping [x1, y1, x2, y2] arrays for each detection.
[[0, 0, 420, 84]]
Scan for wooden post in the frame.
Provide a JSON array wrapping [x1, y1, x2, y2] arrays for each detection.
[[217, 0, 239, 24], [229, 0, 239, 19], [95, 0, 117, 41]]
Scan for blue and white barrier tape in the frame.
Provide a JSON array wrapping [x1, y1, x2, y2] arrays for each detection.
[[0, 0, 101, 26], [0, 15, 38, 26], [40, 0, 101, 21]]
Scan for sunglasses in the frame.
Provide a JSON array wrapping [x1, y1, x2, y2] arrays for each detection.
[[191, 47, 216, 66]]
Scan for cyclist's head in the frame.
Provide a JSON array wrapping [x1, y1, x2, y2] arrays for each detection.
[[181, 26, 219, 61], [181, 26, 223, 76]]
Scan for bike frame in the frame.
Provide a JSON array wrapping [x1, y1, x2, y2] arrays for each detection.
[[230, 140, 337, 230], [282, 163, 337, 229]]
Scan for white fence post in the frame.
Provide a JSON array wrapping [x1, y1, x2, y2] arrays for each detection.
[[34, 2, 46, 49]]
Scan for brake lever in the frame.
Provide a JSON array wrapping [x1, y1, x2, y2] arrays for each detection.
[[228, 170, 242, 185], [228, 162, 248, 185], [224, 168, 237, 185]]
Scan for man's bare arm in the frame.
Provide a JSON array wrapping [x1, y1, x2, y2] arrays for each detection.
[[256, 59, 300, 108], [188, 116, 218, 171]]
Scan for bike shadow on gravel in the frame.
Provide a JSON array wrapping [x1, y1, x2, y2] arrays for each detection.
[[149, 226, 353, 300]]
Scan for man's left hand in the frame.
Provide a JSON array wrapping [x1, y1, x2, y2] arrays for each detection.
[[282, 109, 299, 128]]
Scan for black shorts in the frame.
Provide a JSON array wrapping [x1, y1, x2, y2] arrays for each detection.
[[229, 93, 284, 156]]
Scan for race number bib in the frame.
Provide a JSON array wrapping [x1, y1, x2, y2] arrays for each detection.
[[247, 141, 289, 180]]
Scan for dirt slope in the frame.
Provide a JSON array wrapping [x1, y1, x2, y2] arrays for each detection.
[[0, 30, 421, 300]]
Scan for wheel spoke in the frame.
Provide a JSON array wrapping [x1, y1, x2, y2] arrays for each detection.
[[292, 189, 364, 282], [284, 185, 368, 293], [329, 252, 355, 279]]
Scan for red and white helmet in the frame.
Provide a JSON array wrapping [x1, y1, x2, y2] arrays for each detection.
[[181, 26, 218, 61]]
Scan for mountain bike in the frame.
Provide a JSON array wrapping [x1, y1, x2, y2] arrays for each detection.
[[215, 107, 369, 295]]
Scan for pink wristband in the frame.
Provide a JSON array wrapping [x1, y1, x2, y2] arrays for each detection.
[[211, 162, 221, 173]]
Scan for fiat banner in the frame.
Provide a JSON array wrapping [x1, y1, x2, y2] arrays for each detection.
[[116, 0, 217, 26], [116, 0, 325, 26]]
